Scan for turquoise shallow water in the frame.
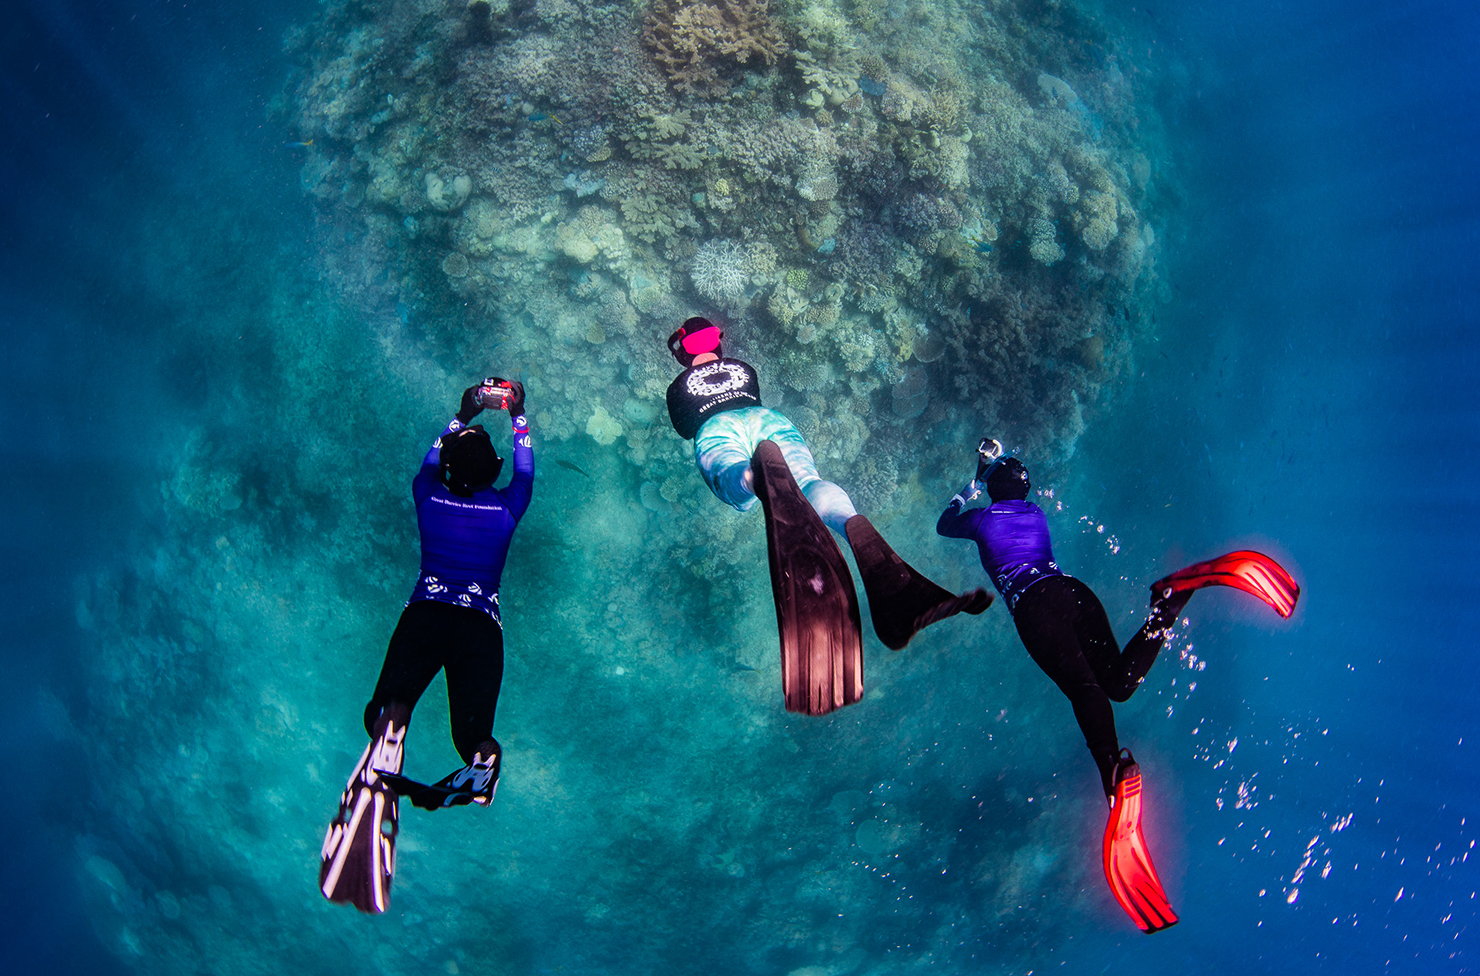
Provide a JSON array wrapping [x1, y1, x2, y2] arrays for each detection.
[[2, 0, 1477, 973]]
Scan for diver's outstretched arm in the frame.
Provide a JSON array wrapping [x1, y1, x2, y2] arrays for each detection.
[[936, 490, 985, 538], [489, 378, 534, 520], [936, 437, 998, 537]]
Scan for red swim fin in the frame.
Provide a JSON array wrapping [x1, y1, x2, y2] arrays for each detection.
[[1153, 549, 1300, 618], [1103, 756, 1179, 934]]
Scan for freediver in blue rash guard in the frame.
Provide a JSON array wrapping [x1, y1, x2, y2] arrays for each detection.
[[937, 438, 1301, 933], [320, 377, 532, 915]]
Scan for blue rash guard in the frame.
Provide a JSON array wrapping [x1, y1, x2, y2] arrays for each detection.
[[406, 413, 534, 623], [937, 497, 1063, 613]]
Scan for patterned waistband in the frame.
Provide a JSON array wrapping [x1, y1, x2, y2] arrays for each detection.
[[407, 574, 502, 624], [1000, 566, 1065, 613]]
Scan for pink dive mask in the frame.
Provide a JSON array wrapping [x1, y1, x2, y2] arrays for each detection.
[[681, 325, 723, 356]]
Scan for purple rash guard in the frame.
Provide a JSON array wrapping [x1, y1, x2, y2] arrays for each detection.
[[937, 498, 1063, 613], [406, 414, 534, 623]]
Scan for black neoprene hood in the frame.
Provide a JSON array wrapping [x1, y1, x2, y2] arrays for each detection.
[[986, 457, 1031, 501], [440, 426, 503, 496]]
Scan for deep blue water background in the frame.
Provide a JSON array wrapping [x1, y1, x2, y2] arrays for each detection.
[[2, 0, 1477, 972]]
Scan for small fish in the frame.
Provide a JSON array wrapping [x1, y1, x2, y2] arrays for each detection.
[[556, 459, 589, 478], [527, 112, 563, 126], [283, 139, 314, 149], [728, 661, 758, 674]]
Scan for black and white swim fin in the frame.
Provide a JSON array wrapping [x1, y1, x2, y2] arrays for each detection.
[[382, 738, 501, 811], [752, 439, 864, 715], [320, 705, 407, 914]]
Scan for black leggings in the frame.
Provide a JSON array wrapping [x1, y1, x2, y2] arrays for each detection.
[[364, 600, 505, 764], [1012, 575, 1188, 794]]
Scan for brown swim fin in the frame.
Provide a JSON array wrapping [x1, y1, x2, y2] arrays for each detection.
[[751, 439, 864, 715], [845, 515, 991, 650]]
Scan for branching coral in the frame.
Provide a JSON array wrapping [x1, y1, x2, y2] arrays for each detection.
[[657, 141, 707, 170], [621, 191, 698, 244], [608, 167, 700, 244], [690, 238, 751, 307], [896, 193, 963, 240], [648, 109, 691, 139], [620, 107, 709, 171], [834, 222, 897, 297], [795, 50, 860, 106], [643, 0, 789, 95]]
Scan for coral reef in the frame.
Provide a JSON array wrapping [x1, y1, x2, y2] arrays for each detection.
[[690, 238, 752, 308], [643, 0, 788, 95], [891, 364, 930, 419], [204, 4, 1188, 964], [587, 404, 625, 444], [64, 5, 1190, 974]]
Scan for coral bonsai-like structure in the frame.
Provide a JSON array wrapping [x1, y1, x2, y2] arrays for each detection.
[[279, 0, 1175, 499]]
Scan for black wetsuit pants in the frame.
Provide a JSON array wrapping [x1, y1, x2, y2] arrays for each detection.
[[1012, 575, 1188, 795], [363, 600, 504, 764]]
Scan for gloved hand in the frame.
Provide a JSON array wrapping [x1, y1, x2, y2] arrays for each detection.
[[950, 480, 982, 510], [488, 377, 525, 418], [456, 385, 485, 425]]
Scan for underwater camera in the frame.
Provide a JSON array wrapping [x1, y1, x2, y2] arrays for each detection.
[[474, 377, 513, 410]]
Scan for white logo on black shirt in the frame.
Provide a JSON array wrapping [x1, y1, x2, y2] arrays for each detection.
[[686, 361, 752, 398]]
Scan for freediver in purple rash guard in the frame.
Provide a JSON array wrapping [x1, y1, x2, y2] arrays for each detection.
[[320, 377, 532, 914], [937, 438, 1301, 933], [937, 439, 1191, 797]]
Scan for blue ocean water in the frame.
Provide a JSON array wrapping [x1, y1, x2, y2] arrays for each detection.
[[2, 0, 1476, 973]]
